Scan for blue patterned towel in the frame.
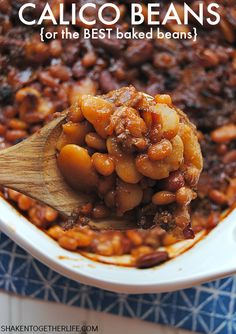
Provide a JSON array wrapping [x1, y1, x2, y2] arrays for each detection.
[[0, 232, 235, 334]]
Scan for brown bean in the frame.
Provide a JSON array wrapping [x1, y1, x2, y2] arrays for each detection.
[[136, 251, 169, 269], [152, 191, 176, 205], [57, 144, 98, 191], [18, 194, 32, 211], [223, 150, 236, 164], [136, 136, 184, 180], [116, 180, 143, 214], [217, 144, 228, 155], [167, 23, 190, 33], [162, 234, 178, 246], [49, 64, 71, 81], [207, 211, 220, 229], [8, 119, 28, 130], [176, 187, 195, 205], [111, 234, 129, 255], [49, 40, 62, 57], [8, 189, 20, 201], [116, 154, 142, 184], [131, 246, 153, 258], [39, 71, 58, 88], [85, 132, 106, 151], [149, 123, 162, 144], [142, 110, 153, 129], [93, 241, 114, 256], [179, 123, 203, 171], [0, 0, 10, 14], [69, 78, 97, 105], [66, 230, 92, 247], [58, 236, 78, 251], [80, 95, 113, 138], [82, 52, 97, 67], [211, 124, 236, 143], [57, 121, 91, 150], [153, 53, 176, 69], [163, 171, 185, 192], [148, 139, 172, 161], [198, 49, 220, 68], [0, 124, 6, 136], [48, 226, 65, 240], [68, 103, 84, 123], [124, 108, 147, 137], [208, 189, 227, 205], [4, 106, 17, 118], [45, 207, 58, 222], [157, 104, 179, 139], [5, 130, 27, 142], [136, 154, 169, 180], [92, 153, 115, 176], [124, 40, 153, 65], [226, 179, 236, 206], [183, 166, 200, 187], [15, 86, 40, 102], [24, 39, 49, 62], [28, 206, 47, 228], [126, 230, 143, 246], [154, 94, 172, 105]]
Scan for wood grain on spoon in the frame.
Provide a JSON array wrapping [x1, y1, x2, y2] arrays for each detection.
[[0, 111, 137, 230]]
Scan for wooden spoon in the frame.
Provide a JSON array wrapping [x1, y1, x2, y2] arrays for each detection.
[[0, 93, 194, 231], [0, 111, 137, 230]]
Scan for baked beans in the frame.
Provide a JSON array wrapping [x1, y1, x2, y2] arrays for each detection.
[[57, 87, 203, 238]]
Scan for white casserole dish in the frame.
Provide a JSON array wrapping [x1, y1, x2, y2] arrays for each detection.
[[0, 196, 235, 294]]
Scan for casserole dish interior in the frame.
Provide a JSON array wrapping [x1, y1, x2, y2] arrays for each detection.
[[1, 196, 236, 294]]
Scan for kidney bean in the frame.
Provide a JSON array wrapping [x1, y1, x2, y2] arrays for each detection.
[[163, 171, 185, 192], [136, 251, 169, 269]]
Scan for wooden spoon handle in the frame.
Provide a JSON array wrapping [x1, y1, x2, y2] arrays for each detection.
[[0, 134, 44, 192], [0, 113, 66, 192], [0, 112, 90, 217]]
